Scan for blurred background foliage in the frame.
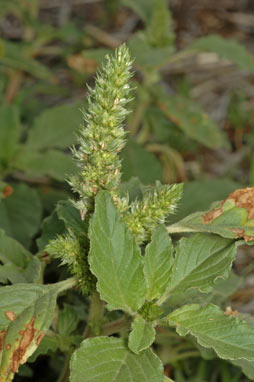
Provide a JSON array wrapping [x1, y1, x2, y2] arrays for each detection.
[[0, 0, 254, 381]]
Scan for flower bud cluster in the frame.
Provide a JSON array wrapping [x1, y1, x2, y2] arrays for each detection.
[[46, 233, 95, 295], [122, 182, 183, 244]]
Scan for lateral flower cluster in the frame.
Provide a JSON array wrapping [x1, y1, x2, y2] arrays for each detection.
[[69, 44, 133, 217], [122, 182, 183, 244]]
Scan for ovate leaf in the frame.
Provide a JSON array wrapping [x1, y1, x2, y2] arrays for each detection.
[[144, 225, 173, 301], [70, 337, 164, 382], [170, 179, 239, 223], [0, 184, 42, 247], [158, 233, 237, 304], [14, 148, 77, 181], [0, 280, 74, 380], [158, 94, 225, 149], [0, 230, 41, 284], [89, 191, 146, 314], [188, 35, 254, 72], [26, 102, 82, 150], [168, 187, 254, 243], [128, 315, 155, 354], [167, 304, 254, 361]]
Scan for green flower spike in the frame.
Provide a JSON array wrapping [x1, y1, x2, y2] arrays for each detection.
[[69, 44, 133, 218]]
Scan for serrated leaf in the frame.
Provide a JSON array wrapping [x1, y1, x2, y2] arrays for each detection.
[[144, 225, 173, 301], [188, 35, 254, 72], [168, 187, 254, 243], [14, 148, 77, 181], [89, 191, 146, 314], [158, 234, 237, 304], [128, 315, 155, 354], [70, 336, 164, 382], [26, 102, 82, 150], [0, 184, 42, 247], [0, 104, 20, 171], [121, 139, 163, 184], [164, 270, 243, 309], [158, 94, 225, 149], [0, 280, 73, 381], [167, 304, 254, 361], [0, 229, 41, 284]]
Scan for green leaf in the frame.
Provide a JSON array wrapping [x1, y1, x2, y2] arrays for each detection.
[[158, 234, 237, 304], [89, 191, 146, 314], [0, 279, 75, 380], [36, 210, 65, 252], [26, 102, 83, 150], [168, 188, 254, 242], [231, 359, 254, 381], [27, 334, 60, 363], [2, 41, 54, 81], [57, 200, 87, 238], [0, 184, 42, 247], [0, 229, 41, 284], [70, 337, 164, 382], [121, 0, 155, 23], [14, 148, 77, 181], [188, 35, 254, 72], [0, 104, 20, 171], [158, 94, 225, 149], [38, 187, 69, 213], [164, 270, 243, 309], [57, 304, 79, 337], [121, 139, 163, 184], [170, 179, 240, 224], [128, 315, 156, 354], [167, 304, 254, 361], [144, 225, 173, 301], [128, 35, 174, 71]]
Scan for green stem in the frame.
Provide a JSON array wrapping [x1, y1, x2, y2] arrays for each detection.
[[83, 291, 105, 338], [101, 317, 131, 336], [54, 277, 77, 293]]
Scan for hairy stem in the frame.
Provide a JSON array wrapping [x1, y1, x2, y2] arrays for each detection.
[[83, 291, 105, 338]]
